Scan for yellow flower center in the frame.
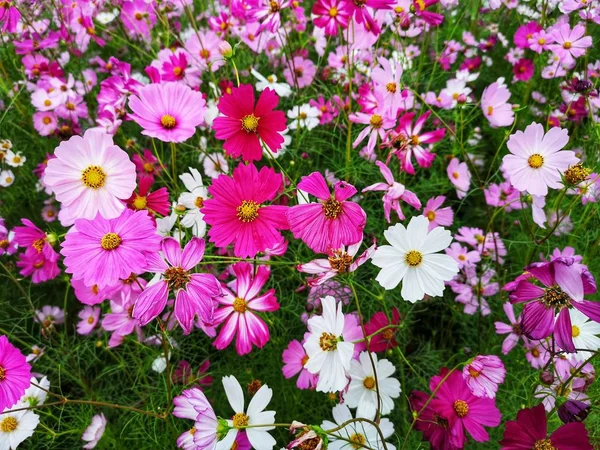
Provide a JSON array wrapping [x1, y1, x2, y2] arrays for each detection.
[[143, 162, 154, 173], [160, 114, 177, 129], [453, 399, 469, 418], [349, 433, 366, 449], [468, 366, 481, 378], [134, 12, 143, 20], [233, 297, 247, 313], [322, 198, 342, 219], [329, 6, 338, 16], [43, 116, 52, 124], [66, 102, 75, 111], [426, 210, 436, 221], [232, 412, 249, 428], [0, 417, 18, 433], [528, 154, 544, 169], [133, 195, 147, 210], [81, 165, 107, 189], [195, 196, 204, 208], [405, 250, 423, 267], [236, 200, 260, 222], [87, 316, 95, 324], [0, 239, 8, 249], [452, 171, 460, 179], [241, 114, 260, 132], [100, 233, 122, 250], [538, 38, 546, 45], [328, 250, 353, 272], [0, 366, 5, 380], [370, 114, 383, 129], [92, 285, 99, 294], [319, 332, 338, 351], [572, 325, 580, 338], [533, 439, 557, 450], [173, 67, 183, 77], [44, 99, 52, 106], [487, 105, 494, 116], [386, 82, 397, 93], [270, 0, 280, 12], [563, 41, 572, 49], [363, 376, 375, 390]]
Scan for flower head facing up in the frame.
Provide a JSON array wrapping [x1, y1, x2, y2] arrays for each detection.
[[212, 84, 287, 162], [0, 335, 32, 412]]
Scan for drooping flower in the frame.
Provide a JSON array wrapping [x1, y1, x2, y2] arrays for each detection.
[[61, 209, 161, 289], [0, 335, 31, 412], [82, 413, 107, 449], [372, 215, 458, 302], [213, 263, 279, 355], [212, 84, 286, 162], [43, 129, 137, 225], [129, 82, 206, 143], [132, 237, 221, 334], [287, 172, 366, 254], [202, 163, 288, 258], [494, 302, 524, 355]]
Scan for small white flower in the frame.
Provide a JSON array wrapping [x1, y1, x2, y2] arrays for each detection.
[[82, 413, 107, 449], [0, 409, 40, 450], [178, 168, 208, 237], [0, 139, 13, 150], [251, 68, 292, 97], [0, 170, 15, 187], [4, 150, 25, 167], [96, 9, 119, 24], [372, 215, 458, 302], [202, 152, 229, 179], [20, 376, 50, 407], [568, 308, 600, 363], [287, 104, 320, 130], [218, 375, 276, 450], [152, 355, 169, 373], [345, 352, 401, 418]]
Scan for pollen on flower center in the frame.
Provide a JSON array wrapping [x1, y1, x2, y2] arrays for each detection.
[[468, 366, 481, 378], [386, 82, 397, 93], [236, 200, 260, 222], [233, 297, 247, 313], [533, 439, 557, 450], [81, 165, 107, 189], [301, 355, 309, 366], [528, 154, 544, 169], [328, 250, 353, 272], [133, 195, 147, 210], [363, 376, 375, 390], [164, 266, 191, 290], [353, 0, 367, 7], [370, 114, 383, 129], [542, 286, 571, 309], [0, 417, 18, 433], [87, 316, 95, 324], [328, 6, 338, 16], [100, 233, 122, 250], [0, 239, 8, 249], [487, 106, 494, 115], [241, 114, 260, 132], [349, 433, 366, 449], [143, 162, 154, 173], [134, 12, 143, 20], [232, 412, 249, 428], [0, 365, 5, 381], [563, 41, 572, 49], [32, 238, 45, 253], [453, 399, 469, 417], [405, 250, 423, 267], [572, 325, 580, 338], [200, 49, 210, 59], [269, 0, 280, 12], [195, 196, 204, 208], [319, 332, 338, 351], [322, 198, 342, 219], [426, 210, 436, 221], [161, 114, 177, 129], [173, 67, 183, 77]]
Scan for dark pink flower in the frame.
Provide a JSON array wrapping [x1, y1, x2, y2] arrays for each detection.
[[0, 335, 31, 411], [513, 58, 534, 82]]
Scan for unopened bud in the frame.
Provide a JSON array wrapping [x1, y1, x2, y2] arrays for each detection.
[[219, 41, 234, 59]]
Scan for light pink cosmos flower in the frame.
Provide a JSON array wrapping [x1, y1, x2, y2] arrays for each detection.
[[76, 306, 101, 335], [213, 263, 279, 355], [447, 158, 471, 199], [502, 122, 579, 196], [423, 195, 453, 231], [82, 413, 107, 449], [121, 0, 157, 40], [61, 209, 160, 289], [372, 57, 404, 116], [287, 172, 367, 254], [362, 161, 421, 222], [283, 56, 316, 89], [282, 335, 318, 390], [463, 355, 506, 399], [528, 30, 554, 54], [102, 291, 144, 348], [449, 266, 497, 316], [184, 30, 226, 72], [43, 129, 136, 225], [129, 82, 206, 143], [298, 239, 375, 286], [350, 102, 395, 155], [33, 111, 57, 136], [548, 23, 592, 66], [494, 302, 524, 355], [133, 237, 221, 334], [445, 242, 481, 269], [481, 78, 514, 128]]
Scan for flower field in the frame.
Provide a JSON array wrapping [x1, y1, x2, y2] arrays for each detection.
[[0, 0, 600, 449]]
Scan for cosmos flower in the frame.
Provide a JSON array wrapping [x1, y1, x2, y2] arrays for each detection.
[[462, 355, 506, 399], [82, 413, 107, 449], [0, 335, 31, 412], [282, 336, 318, 390]]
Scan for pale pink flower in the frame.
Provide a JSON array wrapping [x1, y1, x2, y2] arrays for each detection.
[[447, 158, 471, 199]]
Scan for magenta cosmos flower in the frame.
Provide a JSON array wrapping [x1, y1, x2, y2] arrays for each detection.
[[61, 209, 161, 289], [0, 335, 32, 411], [510, 257, 599, 353], [212, 84, 286, 162], [133, 237, 221, 334], [213, 263, 279, 355], [500, 403, 592, 450], [43, 129, 136, 225], [282, 336, 317, 390], [312, 0, 350, 36], [430, 369, 501, 448], [287, 172, 366, 254], [129, 82, 206, 143], [503, 123, 578, 196], [202, 163, 288, 258]]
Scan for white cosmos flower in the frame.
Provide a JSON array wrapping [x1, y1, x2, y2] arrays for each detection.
[[0, 170, 15, 187], [567, 308, 600, 363], [321, 404, 396, 450], [303, 296, 354, 393], [287, 104, 320, 130], [4, 150, 25, 167], [372, 215, 458, 302], [0, 409, 40, 450], [202, 153, 229, 179], [178, 167, 208, 237], [251, 68, 292, 97], [218, 375, 276, 450], [345, 352, 401, 419], [20, 376, 50, 407]]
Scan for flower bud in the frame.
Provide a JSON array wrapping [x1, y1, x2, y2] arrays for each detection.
[[219, 41, 234, 59], [558, 400, 590, 423]]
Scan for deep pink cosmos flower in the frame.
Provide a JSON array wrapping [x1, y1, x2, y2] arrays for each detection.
[[410, 389, 458, 450], [126, 176, 170, 217], [513, 58, 534, 82], [430, 369, 501, 448], [513, 21, 542, 49], [102, 291, 144, 348], [13, 219, 59, 262], [121, 0, 157, 40], [0, 335, 32, 412], [347, 0, 394, 34], [287, 172, 366, 254], [171, 360, 213, 388], [364, 308, 401, 353], [213, 263, 279, 355], [202, 163, 289, 258], [412, 0, 443, 26], [500, 403, 592, 450], [16, 252, 60, 284], [132, 149, 163, 182], [510, 258, 599, 353], [312, 0, 350, 36], [129, 82, 206, 143], [462, 355, 506, 399], [61, 209, 161, 289], [282, 336, 318, 390], [212, 84, 286, 162], [133, 237, 222, 334]]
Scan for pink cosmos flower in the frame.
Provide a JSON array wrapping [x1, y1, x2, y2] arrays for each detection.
[[362, 161, 421, 222], [61, 209, 161, 289], [347, 0, 394, 35], [371, 57, 405, 115], [312, 0, 350, 36], [513, 58, 534, 82], [350, 102, 395, 155], [212, 84, 287, 162], [132, 149, 163, 182], [82, 413, 107, 449], [132, 237, 221, 334], [72, 279, 113, 306], [43, 129, 136, 225], [548, 23, 593, 66], [412, 0, 443, 27], [484, 181, 523, 211], [16, 251, 60, 284], [450, 266, 497, 316], [447, 158, 471, 199], [126, 176, 170, 217], [528, 30, 554, 54], [0, 1, 20, 33], [364, 308, 401, 353], [129, 82, 206, 143], [171, 360, 213, 388], [33, 111, 57, 136], [0, 335, 31, 412], [248, 0, 290, 34], [77, 306, 101, 335], [481, 79, 514, 128], [463, 355, 506, 399], [503, 123, 578, 196], [513, 21, 542, 48], [283, 56, 316, 89], [102, 291, 144, 348], [184, 30, 226, 73], [282, 337, 318, 390], [213, 263, 279, 355], [287, 172, 366, 254], [423, 196, 453, 231], [121, 0, 157, 40], [13, 219, 58, 262], [202, 163, 289, 258], [494, 302, 524, 355]]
